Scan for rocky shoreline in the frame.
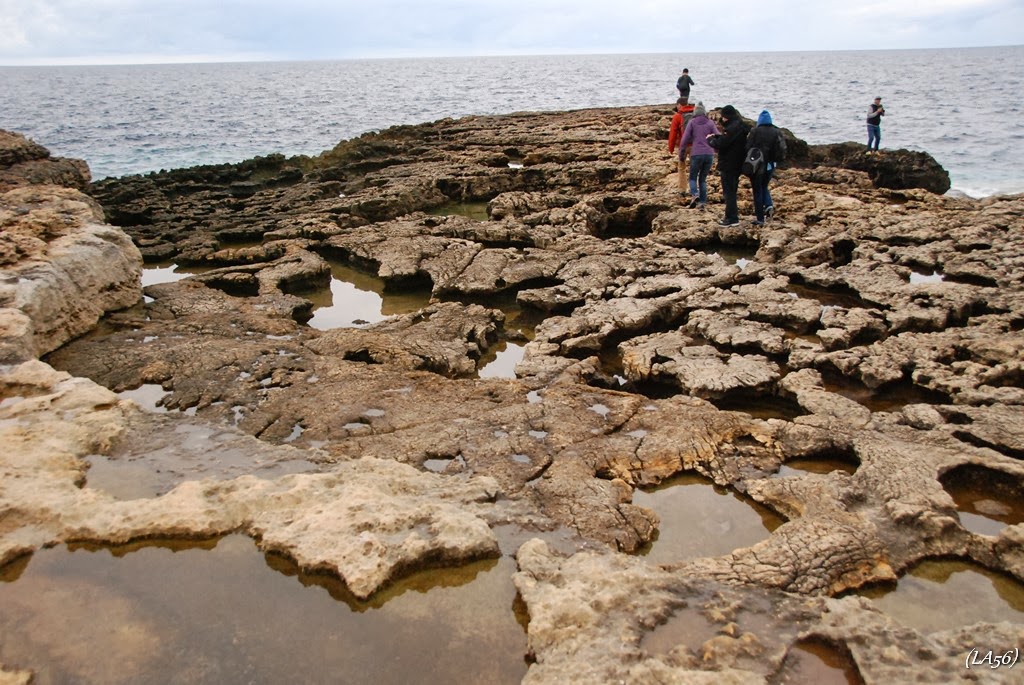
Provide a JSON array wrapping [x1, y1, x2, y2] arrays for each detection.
[[1, 104, 1022, 683]]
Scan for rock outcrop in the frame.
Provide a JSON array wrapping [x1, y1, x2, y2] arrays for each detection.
[[2, 105, 1022, 684]]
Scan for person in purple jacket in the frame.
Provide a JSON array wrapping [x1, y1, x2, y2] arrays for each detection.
[[678, 102, 720, 209]]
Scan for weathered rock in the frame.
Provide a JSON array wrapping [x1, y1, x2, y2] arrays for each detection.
[[0, 185, 141, 360], [3, 108, 1024, 684]]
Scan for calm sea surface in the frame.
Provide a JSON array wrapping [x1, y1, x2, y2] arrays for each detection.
[[1, 47, 1022, 197]]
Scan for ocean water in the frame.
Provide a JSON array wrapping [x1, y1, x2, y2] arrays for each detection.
[[1, 47, 1022, 197]]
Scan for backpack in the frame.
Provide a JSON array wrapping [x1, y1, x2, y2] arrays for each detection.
[[741, 146, 764, 178]]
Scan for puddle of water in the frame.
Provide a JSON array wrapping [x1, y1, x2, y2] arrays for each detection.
[[476, 300, 542, 379], [941, 466, 1024, 537], [88, 423, 319, 499], [776, 458, 858, 479], [117, 384, 171, 413], [478, 342, 526, 379], [859, 559, 1024, 634], [427, 202, 490, 221], [423, 455, 468, 473], [641, 606, 719, 655], [633, 473, 784, 564], [0, 535, 528, 685], [820, 371, 951, 413], [709, 393, 806, 421], [909, 271, 946, 285], [306, 261, 431, 331], [775, 638, 863, 685], [697, 244, 758, 266], [141, 263, 217, 287], [786, 283, 869, 310]]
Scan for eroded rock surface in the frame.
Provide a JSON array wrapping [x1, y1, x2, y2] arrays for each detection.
[[2, 106, 1022, 683]]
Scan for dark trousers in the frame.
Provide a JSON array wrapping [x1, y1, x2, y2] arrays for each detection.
[[752, 169, 774, 221], [720, 170, 740, 222]]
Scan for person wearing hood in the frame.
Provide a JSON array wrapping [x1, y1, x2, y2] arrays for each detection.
[[678, 102, 719, 209], [707, 104, 750, 227], [745, 109, 787, 225]]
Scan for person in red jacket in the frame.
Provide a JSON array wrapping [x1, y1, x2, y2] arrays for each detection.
[[667, 98, 695, 195]]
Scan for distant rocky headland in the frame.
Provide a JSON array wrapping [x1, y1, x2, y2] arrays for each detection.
[[1, 105, 1022, 683]]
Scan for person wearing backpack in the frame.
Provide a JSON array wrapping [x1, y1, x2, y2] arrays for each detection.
[[707, 104, 750, 227], [745, 110, 787, 226], [668, 98, 696, 195], [678, 102, 719, 210]]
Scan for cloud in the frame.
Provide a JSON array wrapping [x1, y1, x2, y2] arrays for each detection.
[[0, 0, 1021, 64]]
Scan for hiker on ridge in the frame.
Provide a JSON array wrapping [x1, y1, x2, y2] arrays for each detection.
[[678, 101, 719, 210], [866, 96, 885, 152], [668, 98, 696, 195], [745, 109, 787, 225], [676, 69, 695, 103], [707, 105, 750, 227]]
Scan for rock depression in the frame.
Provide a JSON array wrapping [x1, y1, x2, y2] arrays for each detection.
[[1, 106, 1022, 683]]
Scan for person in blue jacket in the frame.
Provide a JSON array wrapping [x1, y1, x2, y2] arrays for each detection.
[[746, 110, 787, 225]]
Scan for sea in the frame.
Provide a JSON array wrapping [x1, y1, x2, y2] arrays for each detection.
[[1, 46, 1022, 198]]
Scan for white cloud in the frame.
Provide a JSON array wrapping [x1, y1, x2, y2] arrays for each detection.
[[0, 0, 1021, 64]]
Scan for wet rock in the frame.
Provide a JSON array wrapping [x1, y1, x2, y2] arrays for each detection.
[[2, 109, 1024, 684]]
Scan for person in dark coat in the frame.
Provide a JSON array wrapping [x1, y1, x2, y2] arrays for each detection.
[[707, 104, 749, 227], [676, 69, 695, 103], [745, 109, 787, 225]]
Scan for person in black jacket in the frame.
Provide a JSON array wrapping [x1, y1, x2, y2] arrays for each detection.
[[676, 69, 695, 103], [866, 96, 885, 151], [746, 110, 787, 225], [707, 105, 749, 227]]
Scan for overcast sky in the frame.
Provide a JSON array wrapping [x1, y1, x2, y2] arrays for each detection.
[[1, 0, 1022, 65]]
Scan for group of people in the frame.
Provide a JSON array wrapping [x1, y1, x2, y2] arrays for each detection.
[[669, 68, 885, 226]]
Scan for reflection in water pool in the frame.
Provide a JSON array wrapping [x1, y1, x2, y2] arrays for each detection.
[[305, 261, 431, 330], [776, 457, 858, 479], [141, 263, 218, 287], [776, 639, 864, 685], [859, 559, 1024, 634], [478, 342, 526, 379], [633, 473, 784, 564], [941, 466, 1024, 537], [476, 299, 542, 379], [427, 202, 490, 221], [0, 535, 528, 685], [909, 270, 945, 285]]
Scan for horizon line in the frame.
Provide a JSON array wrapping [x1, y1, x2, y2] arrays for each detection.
[[1, 43, 1021, 68]]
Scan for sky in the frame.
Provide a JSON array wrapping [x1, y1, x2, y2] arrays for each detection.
[[1, 0, 1022, 65]]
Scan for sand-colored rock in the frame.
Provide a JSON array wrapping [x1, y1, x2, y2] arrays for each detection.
[[2, 105, 1022, 683]]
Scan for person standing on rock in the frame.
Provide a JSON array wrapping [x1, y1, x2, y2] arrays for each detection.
[[676, 69, 695, 103], [745, 110, 787, 225], [668, 98, 696, 196], [678, 102, 719, 210], [866, 96, 885, 152], [708, 105, 750, 227]]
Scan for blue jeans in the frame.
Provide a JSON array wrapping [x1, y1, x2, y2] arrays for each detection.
[[867, 124, 881, 150], [752, 169, 775, 221], [688, 154, 713, 203]]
